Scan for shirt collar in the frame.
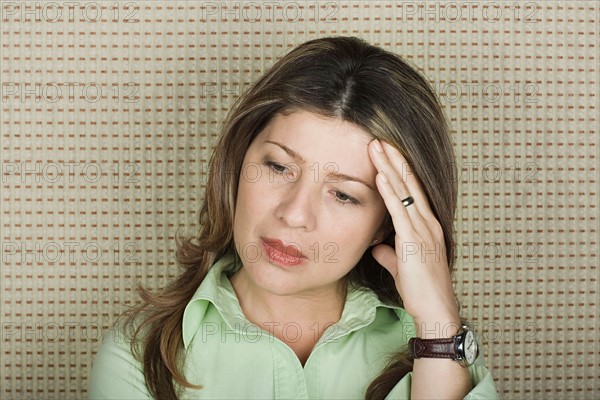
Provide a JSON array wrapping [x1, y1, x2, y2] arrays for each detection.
[[182, 252, 244, 348], [182, 252, 405, 349]]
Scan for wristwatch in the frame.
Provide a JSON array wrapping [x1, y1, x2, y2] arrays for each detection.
[[408, 326, 479, 367]]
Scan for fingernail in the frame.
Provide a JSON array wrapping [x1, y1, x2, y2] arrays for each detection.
[[379, 173, 388, 183], [373, 139, 383, 153]]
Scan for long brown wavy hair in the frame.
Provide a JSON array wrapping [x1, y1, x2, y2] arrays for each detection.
[[119, 35, 459, 399]]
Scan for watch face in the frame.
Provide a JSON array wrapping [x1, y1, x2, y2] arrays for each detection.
[[463, 330, 478, 364]]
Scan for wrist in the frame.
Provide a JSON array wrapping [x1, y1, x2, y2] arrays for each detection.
[[409, 324, 480, 367], [413, 317, 462, 339]]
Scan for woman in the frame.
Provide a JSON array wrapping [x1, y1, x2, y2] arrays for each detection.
[[89, 36, 499, 399]]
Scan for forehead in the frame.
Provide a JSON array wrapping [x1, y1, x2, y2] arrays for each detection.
[[256, 110, 373, 153]]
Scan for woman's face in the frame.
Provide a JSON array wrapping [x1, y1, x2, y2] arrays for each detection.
[[233, 109, 388, 297]]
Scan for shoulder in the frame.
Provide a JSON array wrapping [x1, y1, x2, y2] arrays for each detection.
[[87, 316, 151, 399]]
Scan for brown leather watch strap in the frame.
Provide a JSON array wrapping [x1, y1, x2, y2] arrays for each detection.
[[409, 336, 457, 359]]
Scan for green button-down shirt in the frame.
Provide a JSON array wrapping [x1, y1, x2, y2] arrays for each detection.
[[89, 252, 499, 399]]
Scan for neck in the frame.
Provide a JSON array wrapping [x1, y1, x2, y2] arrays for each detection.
[[228, 268, 348, 329]]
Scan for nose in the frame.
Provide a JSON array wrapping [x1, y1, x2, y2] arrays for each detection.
[[274, 181, 317, 231]]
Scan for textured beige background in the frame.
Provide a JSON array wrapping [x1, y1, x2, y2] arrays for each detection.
[[1, 1, 598, 399]]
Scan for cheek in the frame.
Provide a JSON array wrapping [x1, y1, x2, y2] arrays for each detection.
[[244, 184, 268, 211], [341, 203, 385, 228], [335, 209, 386, 249], [234, 176, 256, 231], [324, 220, 369, 252], [235, 171, 274, 222]]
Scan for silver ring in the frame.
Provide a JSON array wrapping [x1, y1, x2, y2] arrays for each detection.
[[401, 196, 414, 207]]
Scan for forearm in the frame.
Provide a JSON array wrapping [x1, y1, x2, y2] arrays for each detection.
[[410, 317, 471, 399]]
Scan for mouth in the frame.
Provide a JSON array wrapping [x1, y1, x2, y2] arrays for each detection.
[[260, 237, 308, 266]]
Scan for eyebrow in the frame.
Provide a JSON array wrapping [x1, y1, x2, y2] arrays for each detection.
[[265, 140, 307, 164], [264, 140, 375, 191]]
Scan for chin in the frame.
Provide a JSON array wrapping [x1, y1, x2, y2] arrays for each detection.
[[237, 259, 297, 290]]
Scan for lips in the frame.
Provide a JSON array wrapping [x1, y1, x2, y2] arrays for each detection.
[[261, 238, 308, 266]]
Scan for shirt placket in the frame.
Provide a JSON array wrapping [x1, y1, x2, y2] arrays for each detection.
[[270, 338, 310, 399]]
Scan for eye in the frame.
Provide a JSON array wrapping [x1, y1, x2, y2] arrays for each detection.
[[264, 160, 299, 181], [332, 190, 359, 206], [264, 161, 287, 174]]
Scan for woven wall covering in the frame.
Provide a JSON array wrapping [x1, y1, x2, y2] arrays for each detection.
[[1, 1, 598, 398]]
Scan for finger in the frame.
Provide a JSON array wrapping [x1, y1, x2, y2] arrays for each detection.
[[369, 140, 429, 231], [374, 170, 416, 237], [379, 140, 436, 221], [371, 243, 397, 276], [369, 140, 410, 199]]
